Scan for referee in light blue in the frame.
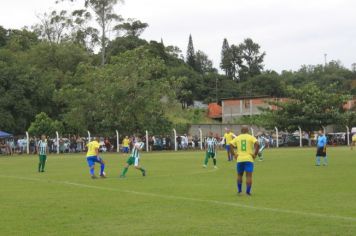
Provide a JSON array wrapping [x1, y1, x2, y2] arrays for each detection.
[[315, 130, 328, 166]]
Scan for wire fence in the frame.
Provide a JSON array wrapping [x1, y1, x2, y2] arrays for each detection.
[[0, 126, 354, 155]]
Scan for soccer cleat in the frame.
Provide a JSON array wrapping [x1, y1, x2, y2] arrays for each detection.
[[100, 174, 106, 178], [91, 175, 98, 179], [119, 175, 126, 178], [203, 165, 207, 168], [214, 166, 218, 169], [237, 191, 242, 196], [246, 192, 252, 196]]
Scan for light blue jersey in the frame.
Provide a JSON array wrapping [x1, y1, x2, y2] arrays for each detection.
[[317, 135, 327, 148]]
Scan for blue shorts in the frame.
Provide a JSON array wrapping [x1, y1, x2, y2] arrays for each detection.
[[237, 162, 254, 173], [225, 145, 231, 152], [123, 147, 129, 153], [86, 156, 103, 167]]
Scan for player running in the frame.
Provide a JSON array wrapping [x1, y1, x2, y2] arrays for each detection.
[[230, 126, 259, 196], [37, 134, 48, 172], [223, 128, 236, 161], [203, 132, 218, 169], [257, 133, 267, 161], [315, 130, 328, 166], [120, 137, 146, 178], [86, 137, 106, 179]]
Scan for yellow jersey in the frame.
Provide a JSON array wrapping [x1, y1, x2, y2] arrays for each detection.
[[230, 134, 258, 163], [86, 140, 100, 157], [224, 132, 235, 144], [352, 134, 356, 142], [123, 138, 130, 147]]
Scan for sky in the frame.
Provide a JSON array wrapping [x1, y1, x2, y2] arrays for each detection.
[[1, 0, 356, 72]]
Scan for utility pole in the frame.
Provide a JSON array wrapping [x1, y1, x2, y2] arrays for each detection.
[[324, 53, 327, 66]]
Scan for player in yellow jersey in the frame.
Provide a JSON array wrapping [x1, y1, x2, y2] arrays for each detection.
[[223, 128, 236, 161], [86, 137, 106, 179], [351, 133, 356, 150], [230, 126, 259, 196], [122, 136, 131, 153]]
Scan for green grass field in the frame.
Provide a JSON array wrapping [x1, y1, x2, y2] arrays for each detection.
[[0, 147, 355, 236]]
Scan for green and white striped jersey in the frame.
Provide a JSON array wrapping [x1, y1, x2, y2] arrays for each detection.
[[38, 140, 47, 155], [131, 142, 144, 158], [206, 137, 217, 153]]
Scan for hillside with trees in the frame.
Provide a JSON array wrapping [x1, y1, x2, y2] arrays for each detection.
[[1, 0, 356, 135]]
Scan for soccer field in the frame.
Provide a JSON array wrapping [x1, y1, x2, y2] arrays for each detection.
[[0, 148, 355, 236]]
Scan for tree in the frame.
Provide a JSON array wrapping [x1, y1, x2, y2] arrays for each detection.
[[55, 47, 174, 135], [28, 112, 63, 136], [238, 71, 286, 97], [32, 10, 72, 44], [0, 26, 7, 47], [114, 18, 148, 37], [57, 0, 124, 65], [195, 50, 215, 74], [222, 38, 265, 81], [186, 34, 196, 70], [238, 38, 265, 79], [257, 83, 349, 132], [220, 38, 235, 79], [106, 35, 147, 59]]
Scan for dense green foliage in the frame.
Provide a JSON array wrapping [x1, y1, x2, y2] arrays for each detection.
[[1, 149, 356, 235], [242, 84, 350, 131], [1, 2, 356, 135]]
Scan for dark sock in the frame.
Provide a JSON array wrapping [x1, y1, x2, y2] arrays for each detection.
[[100, 164, 105, 175], [237, 181, 242, 193], [213, 158, 216, 166], [41, 157, 46, 171], [246, 184, 252, 194]]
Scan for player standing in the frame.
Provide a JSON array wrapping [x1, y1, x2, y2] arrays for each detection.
[[203, 132, 218, 169], [223, 128, 236, 161], [120, 137, 146, 178], [37, 134, 48, 172], [230, 126, 259, 196], [86, 137, 106, 179], [315, 130, 328, 166], [122, 136, 130, 154], [351, 133, 356, 150]]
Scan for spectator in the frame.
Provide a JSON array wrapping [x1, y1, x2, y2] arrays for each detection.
[[76, 136, 84, 152], [30, 138, 36, 154], [193, 135, 199, 149], [177, 136, 182, 150], [166, 135, 171, 150], [59, 138, 65, 153], [104, 137, 112, 152], [70, 136, 77, 153], [48, 138, 54, 153]]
